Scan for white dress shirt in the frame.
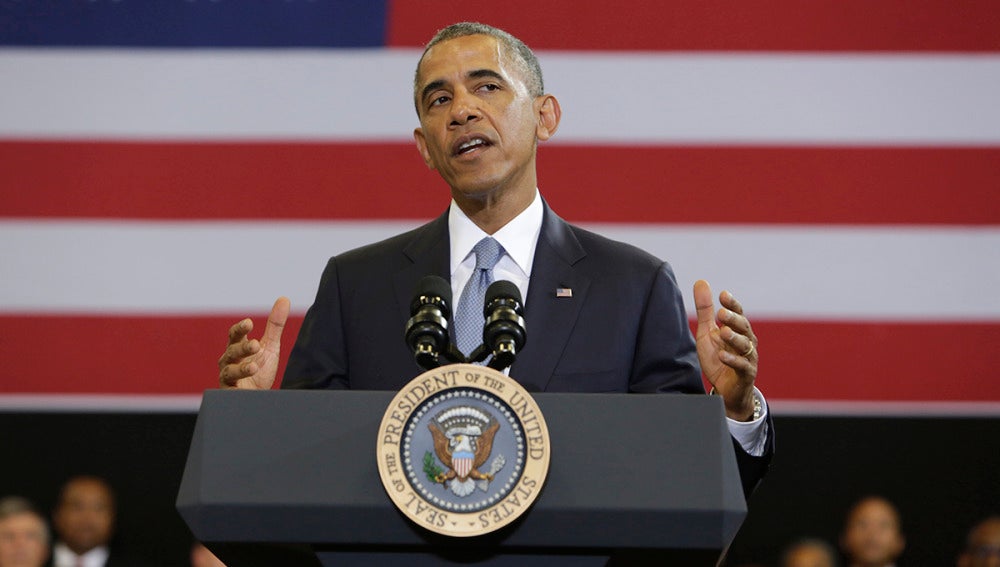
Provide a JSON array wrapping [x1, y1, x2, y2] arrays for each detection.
[[447, 190, 769, 456], [53, 542, 109, 567]]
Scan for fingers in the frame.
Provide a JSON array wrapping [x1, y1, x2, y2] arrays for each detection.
[[716, 323, 758, 383], [696, 283, 759, 418], [218, 336, 261, 387], [717, 290, 757, 349], [719, 325, 757, 361], [262, 297, 291, 349], [220, 316, 259, 368], [219, 338, 261, 366], [219, 358, 268, 388], [719, 294, 753, 340], [719, 346, 757, 373], [694, 281, 756, 349], [719, 289, 744, 315], [696, 282, 758, 364], [219, 360, 259, 387], [219, 315, 259, 387], [693, 279, 716, 331], [218, 297, 290, 389], [717, 290, 758, 379], [228, 318, 253, 345], [718, 309, 755, 345]]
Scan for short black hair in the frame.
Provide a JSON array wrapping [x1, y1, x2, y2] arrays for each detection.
[[413, 22, 544, 114]]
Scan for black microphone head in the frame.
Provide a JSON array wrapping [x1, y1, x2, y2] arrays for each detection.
[[406, 275, 454, 370], [484, 280, 522, 315], [411, 275, 452, 317], [482, 280, 526, 369]]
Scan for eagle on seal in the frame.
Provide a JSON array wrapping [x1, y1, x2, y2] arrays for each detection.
[[428, 417, 501, 497]]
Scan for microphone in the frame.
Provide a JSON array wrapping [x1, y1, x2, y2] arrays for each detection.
[[404, 275, 456, 370], [481, 280, 526, 370]]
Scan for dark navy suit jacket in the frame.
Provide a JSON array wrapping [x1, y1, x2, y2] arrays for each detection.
[[283, 202, 773, 496]]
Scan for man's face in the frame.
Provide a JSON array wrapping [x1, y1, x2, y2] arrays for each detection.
[[841, 498, 905, 567], [53, 479, 114, 555], [959, 518, 1000, 567], [0, 512, 49, 567], [413, 34, 549, 203]]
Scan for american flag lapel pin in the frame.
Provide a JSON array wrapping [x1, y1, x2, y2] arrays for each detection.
[[556, 287, 573, 298]]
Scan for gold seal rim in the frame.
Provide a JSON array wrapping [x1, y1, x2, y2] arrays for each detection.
[[376, 363, 550, 537]]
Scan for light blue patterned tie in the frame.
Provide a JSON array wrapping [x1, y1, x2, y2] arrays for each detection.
[[454, 237, 503, 359]]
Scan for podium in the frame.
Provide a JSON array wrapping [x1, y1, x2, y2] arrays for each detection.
[[177, 390, 746, 566]]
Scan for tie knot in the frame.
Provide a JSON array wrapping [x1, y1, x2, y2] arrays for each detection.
[[472, 237, 502, 271]]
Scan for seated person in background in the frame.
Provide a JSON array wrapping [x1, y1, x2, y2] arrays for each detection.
[[840, 496, 905, 567], [0, 496, 49, 567], [781, 537, 839, 567], [50, 476, 122, 567], [957, 516, 1000, 567]]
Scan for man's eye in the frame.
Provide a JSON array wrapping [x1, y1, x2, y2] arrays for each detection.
[[430, 95, 450, 107], [481, 83, 499, 92]]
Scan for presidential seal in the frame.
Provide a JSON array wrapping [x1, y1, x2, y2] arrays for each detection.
[[376, 364, 550, 537]]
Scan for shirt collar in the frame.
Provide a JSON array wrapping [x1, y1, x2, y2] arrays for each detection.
[[448, 189, 543, 276], [53, 542, 110, 567]]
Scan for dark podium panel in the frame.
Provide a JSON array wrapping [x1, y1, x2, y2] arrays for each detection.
[[177, 390, 746, 566]]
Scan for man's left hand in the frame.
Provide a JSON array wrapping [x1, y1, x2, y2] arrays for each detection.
[[693, 279, 759, 421]]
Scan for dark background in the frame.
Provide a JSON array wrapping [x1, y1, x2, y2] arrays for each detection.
[[1, 411, 997, 566]]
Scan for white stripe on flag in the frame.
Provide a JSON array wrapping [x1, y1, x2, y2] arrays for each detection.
[[2, 220, 997, 319], [2, 50, 999, 144]]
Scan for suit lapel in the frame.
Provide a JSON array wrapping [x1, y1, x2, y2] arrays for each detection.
[[392, 211, 451, 326], [511, 204, 590, 391], [392, 204, 590, 392]]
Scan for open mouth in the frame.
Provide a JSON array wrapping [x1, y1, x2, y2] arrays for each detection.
[[453, 136, 492, 157]]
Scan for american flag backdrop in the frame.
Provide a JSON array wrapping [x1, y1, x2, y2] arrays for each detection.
[[1, 1, 998, 413]]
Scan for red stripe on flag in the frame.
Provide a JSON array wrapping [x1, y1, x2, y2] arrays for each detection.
[[387, 0, 1000, 52], [746, 320, 998, 402], [0, 315, 995, 401], [0, 314, 303, 395], [3, 141, 997, 225]]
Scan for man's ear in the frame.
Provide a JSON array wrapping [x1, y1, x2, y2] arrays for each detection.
[[413, 127, 436, 170], [535, 94, 561, 142]]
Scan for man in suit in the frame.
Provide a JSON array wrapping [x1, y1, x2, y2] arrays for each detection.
[[957, 516, 1000, 567], [48, 476, 152, 567], [0, 496, 49, 567], [218, 22, 772, 495], [840, 496, 905, 567], [49, 477, 114, 567]]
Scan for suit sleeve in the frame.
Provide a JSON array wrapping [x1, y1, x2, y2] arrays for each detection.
[[733, 414, 775, 499], [628, 261, 702, 394], [282, 257, 350, 390], [632, 261, 774, 498]]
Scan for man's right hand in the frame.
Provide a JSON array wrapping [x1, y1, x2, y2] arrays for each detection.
[[218, 297, 290, 390]]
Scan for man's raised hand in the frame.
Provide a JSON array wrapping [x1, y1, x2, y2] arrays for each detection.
[[218, 297, 290, 390], [693, 280, 759, 421]]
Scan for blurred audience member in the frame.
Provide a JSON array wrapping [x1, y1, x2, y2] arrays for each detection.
[[190, 542, 226, 567], [958, 516, 1000, 567], [782, 538, 839, 567], [51, 476, 117, 567], [840, 496, 905, 567], [0, 497, 49, 567]]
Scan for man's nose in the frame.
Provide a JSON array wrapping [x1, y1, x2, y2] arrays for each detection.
[[449, 90, 480, 126]]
